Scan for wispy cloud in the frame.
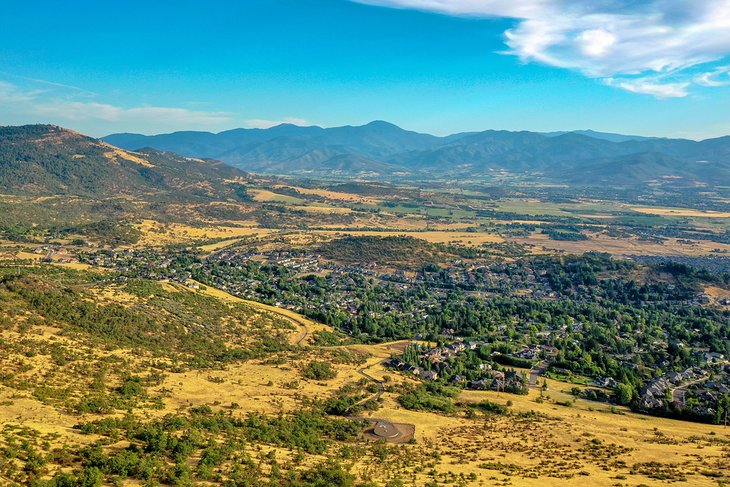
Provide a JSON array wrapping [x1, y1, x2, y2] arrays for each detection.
[[355, 0, 730, 98], [604, 78, 690, 99], [0, 81, 42, 103], [33, 99, 231, 126], [695, 64, 730, 87], [0, 79, 233, 135]]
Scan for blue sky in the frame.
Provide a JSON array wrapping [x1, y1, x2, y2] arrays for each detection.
[[1, 0, 729, 138]]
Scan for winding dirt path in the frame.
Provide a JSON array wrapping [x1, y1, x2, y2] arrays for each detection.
[[188, 280, 324, 345], [347, 358, 387, 411], [190, 281, 416, 437]]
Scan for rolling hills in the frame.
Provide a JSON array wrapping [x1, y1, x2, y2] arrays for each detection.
[[104, 122, 730, 186], [0, 124, 249, 199]]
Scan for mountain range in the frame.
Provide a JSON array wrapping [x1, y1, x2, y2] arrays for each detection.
[[104, 121, 730, 186]]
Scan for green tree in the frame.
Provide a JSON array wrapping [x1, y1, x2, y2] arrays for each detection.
[[616, 382, 634, 405]]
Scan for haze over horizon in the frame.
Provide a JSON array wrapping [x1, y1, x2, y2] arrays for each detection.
[[2, 0, 730, 139], [98, 120, 718, 142]]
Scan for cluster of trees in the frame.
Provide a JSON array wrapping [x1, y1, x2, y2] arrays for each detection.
[[302, 361, 338, 381], [317, 235, 442, 267], [139, 251, 729, 383], [543, 226, 589, 241], [397, 382, 460, 413], [26, 406, 362, 486], [0, 268, 291, 371]]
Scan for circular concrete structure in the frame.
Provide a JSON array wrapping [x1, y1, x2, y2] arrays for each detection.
[[373, 421, 400, 439]]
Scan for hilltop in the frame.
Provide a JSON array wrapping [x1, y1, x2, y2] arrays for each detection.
[[0, 124, 248, 199]]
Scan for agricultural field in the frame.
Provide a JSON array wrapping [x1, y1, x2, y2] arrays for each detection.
[[28, 179, 717, 264], [3, 171, 720, 261]]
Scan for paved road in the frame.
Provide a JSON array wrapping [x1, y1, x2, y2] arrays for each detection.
[[530, 361, 549, 388]]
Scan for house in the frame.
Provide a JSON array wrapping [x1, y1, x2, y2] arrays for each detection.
[[185, 280, 201, 290], [403, 364, 422, 376], [703, 352, 725, 364], [469, 379, 491, 390], [593, 377, 619, 389], [639, 378, 670, 409], [419, 370, 438, 381], [515, 345, 540, 360]]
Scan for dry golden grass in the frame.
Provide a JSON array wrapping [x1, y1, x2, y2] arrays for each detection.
[[51, 262, 98, 271], [296, 204, 353, 214], [2, 276, 728, 486], [0, 327, 149, 447], [513, 231, 730, 257], [632, 206, 730, 218], [248, 189, 303, 203], [441, 384, 730, 486], [705, 285, 730, 308], [135, 219, 270, 246], [191, 280, 330, 344], [31, 196, 58, 203], [84, 285, 144, 308], [102, 146, 155, 168], [12, 251, 44, 260], [197, 237, 248, 252], [275, 185, 383, 204], [0, 396, 93, 446], [348, 368, 730, 486], [154, 361, 305, 415]]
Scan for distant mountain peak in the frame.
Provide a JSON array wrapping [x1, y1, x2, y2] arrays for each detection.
[[364, 120, 399, 128], [100, 122, 729, 185]]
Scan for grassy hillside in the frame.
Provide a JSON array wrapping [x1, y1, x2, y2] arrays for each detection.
[[0, 125, 248, 199], [0, 262, 728, 486]]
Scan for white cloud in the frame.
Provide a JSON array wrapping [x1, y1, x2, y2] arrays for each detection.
[[243, 117, 310, 129], [604, 77, 690, 98], [355, 0, 730, 98], [577, 29, 616, 58], [695, 65, 730, 86], [0, 81, 42, 103], [0, 80, 233, 135], [33, 99, 231, 126], [355, 0, 547, 18]]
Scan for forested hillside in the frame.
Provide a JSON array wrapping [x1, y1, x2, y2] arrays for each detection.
[[104, 122, 730, 186], [0, 125, 248, 199]]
